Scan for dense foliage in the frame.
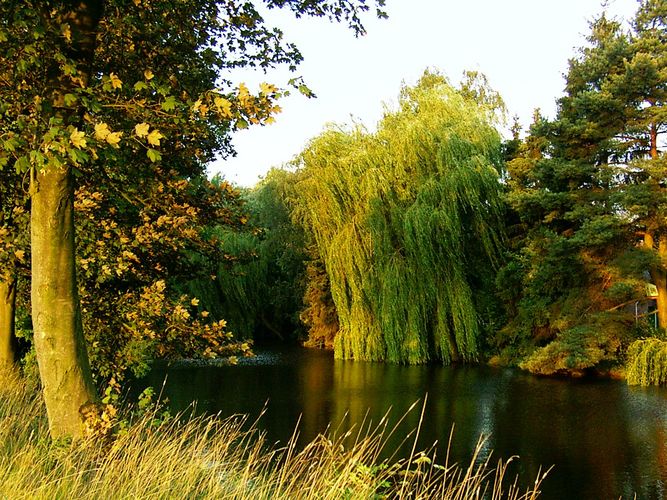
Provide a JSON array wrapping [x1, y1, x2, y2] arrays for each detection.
[[75, 176, 254, 386], [494, 1, 667, 378], [0, 0, 385, 436], [208, 1, 667, 385], [626, 337, 667, 385], [290, 73, 505, 364], [186, 169, 308, 342]]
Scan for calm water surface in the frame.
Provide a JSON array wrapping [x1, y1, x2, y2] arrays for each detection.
[[144, 347, 667, 499]]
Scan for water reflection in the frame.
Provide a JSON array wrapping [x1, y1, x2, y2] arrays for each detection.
[[144, 347, 667, 500]]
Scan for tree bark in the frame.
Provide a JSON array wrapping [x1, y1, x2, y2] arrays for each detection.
[[657, 237, 667, 331], [653, 268, 667, 331], [645, 232, 667, 330], [31, 167, 96, 438], [0, 276, 18, 371], [646, 125, 667, 329]]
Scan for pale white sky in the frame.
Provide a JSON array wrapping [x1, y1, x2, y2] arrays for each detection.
[[209, 0, 639, 186]]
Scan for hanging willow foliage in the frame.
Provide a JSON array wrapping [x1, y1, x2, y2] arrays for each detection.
[[292, 73, 505, 364], [626, 338, 667, 386]]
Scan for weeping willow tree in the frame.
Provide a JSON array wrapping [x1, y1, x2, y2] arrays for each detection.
[[292, 72, 505, 364], [626, 338, 667, 386]]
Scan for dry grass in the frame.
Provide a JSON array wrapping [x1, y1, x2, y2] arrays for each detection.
[[0, 369, 546, 499]]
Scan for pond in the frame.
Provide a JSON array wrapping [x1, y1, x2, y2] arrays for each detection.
[[143, 346, 667, 499]]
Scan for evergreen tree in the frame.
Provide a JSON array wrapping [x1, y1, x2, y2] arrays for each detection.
[[499, 1, 667, 375]]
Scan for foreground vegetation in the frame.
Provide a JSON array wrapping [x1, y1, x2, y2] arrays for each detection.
[[0, 370, 545, 499]]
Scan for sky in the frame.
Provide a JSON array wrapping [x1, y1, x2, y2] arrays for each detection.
[[209, 0, 640, 187]]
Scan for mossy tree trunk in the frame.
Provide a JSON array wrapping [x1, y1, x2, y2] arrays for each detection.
[[0, 276, 18, 370]]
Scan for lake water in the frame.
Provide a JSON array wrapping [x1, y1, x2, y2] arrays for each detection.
[[144, 347, 667, 499]]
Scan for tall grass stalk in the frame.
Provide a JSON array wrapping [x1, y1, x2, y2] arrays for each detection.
[[0, 371, 546, 499]]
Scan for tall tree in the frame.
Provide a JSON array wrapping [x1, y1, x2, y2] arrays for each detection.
[[556, 3, 667, 328], [498, 2, 667, 374], [0, 0, 385, 437], [617, 0, 667, 327], [293, 73, 504, 363]]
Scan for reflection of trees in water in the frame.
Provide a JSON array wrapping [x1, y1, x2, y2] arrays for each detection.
[[325, 361, 502, 463], [621, 387, 667, 498], [489, 376, 667, 499], [144, 349, 667, 499]]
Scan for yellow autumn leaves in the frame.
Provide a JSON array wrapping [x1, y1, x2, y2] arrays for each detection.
[[68, 122, 164, 150], [259, 82, 277, 95], [69, 128, 87, 149], [69, 124, 120, 149], [192, 82, 281, 126], [109, 73, 122, 90], [94, 122, 122, 146], [135, 123, 164, 146], [67, 75, 278, 157], [213, 96, 233, 118]]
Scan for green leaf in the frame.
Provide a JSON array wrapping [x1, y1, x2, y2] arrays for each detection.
[[62, 62, 76, 76], [15, 155, 30, 173], [147, 148, 162, 163], [3, 137, 19, 152], [48, 155, 63, 170], [134, 81, 148, 91], [298, 84, 316, 98], [0, 155, 8, 170], [29, 150, 45, 168], [45, 126, 60, 141], [64, 93, 77, 106], [67, 148, 89, 165], [162, 95, 177, 112]]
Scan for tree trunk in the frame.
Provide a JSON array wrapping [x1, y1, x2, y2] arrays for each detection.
[[658, 238, 667, 331], [646, 125, 666, 329], [0, 276, 17, 370], [31, 167, 96, 438], [29, 0, 103, 438], [646, 232, 667, 330], [655, 271, 667, 331]]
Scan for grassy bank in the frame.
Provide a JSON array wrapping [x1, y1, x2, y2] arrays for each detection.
[[0, 370, 545, 499]]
